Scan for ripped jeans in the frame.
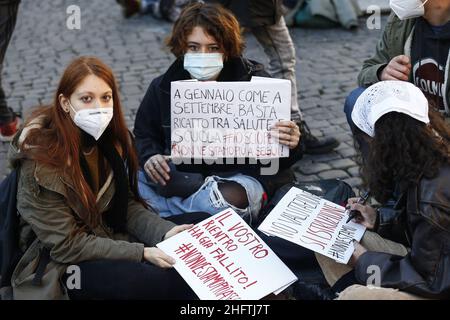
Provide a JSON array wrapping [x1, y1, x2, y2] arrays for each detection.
[[137, 170, 265, 224]]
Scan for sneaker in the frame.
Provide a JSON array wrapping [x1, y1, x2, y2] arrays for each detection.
[[299, 121, 340, 155], [0, 111, 21, 142], [116, 0, 141, 18]]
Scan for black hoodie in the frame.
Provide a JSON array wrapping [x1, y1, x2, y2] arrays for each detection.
[[411, 17, 450, 112]]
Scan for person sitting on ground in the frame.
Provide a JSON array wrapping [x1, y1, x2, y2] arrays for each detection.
[[344, 0, 450, 152], [8, 56, 202, 300], [316, 80, 450, 300], [134, 2, 303, 223]]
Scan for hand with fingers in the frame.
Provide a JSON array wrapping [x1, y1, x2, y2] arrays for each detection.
[[270, 120, 301, 149], [143, 247, 176, 268], [144, 154, 171, 186], [380, 55, 411, 81], [142, 224, 193, 269], [346, 197, 377, 230], [164, 224, 194, 240], [348, 240, 368, 267]]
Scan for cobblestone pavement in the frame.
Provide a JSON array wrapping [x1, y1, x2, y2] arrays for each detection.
[[0, 0, 388, 193]]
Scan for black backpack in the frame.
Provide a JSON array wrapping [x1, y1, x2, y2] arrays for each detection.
[[0, 169, 22, 289], [256, 179, 356, 227]]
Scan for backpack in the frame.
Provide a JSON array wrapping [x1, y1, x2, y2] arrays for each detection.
[[0, 169, 22, 290], [256, 179, 355, 227]]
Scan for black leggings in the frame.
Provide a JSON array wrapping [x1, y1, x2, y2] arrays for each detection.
[[62, 212, 210, 300], [63, 259, 197, 300]]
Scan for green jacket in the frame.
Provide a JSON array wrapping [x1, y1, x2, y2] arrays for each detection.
[[357, 13, 450, 116], [7, 125, 176, 300]]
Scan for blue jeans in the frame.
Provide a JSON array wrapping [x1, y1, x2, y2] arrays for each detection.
[[344, 87, 370, 158], [344, 87, 366, 132], [138, 170, 265, 225]]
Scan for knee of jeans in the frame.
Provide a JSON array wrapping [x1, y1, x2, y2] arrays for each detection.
[[208, 181, 248, 210], [217, 181, 249, 210], [344, 87, 366, 114]]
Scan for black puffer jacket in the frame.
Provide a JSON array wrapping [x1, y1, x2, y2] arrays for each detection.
[[355, 164, 450, 299], [133, 56, 303, 196]]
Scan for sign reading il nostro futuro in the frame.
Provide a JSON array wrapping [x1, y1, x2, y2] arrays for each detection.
[[170, 77, 291, 160]]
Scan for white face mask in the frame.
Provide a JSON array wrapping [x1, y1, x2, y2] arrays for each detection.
[[184, 53, 224, 81], [68, 100, 113, 140], [389, 0, 430, 20]]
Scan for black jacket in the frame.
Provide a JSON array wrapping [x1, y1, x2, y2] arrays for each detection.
[[355, 164, 450, 299], [133, 56, 303, 196]]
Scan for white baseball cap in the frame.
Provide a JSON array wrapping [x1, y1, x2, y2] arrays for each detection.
[[351, 81, 430, 137]]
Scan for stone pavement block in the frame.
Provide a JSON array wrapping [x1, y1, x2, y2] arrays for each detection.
[[295, 161, 332, 175], [338, 147, 358, 158], [321, 125, 346, 135], [329, 117, 350, 126], [318, 170, 350, 180], [304, 151, 341, 163], [304, 120, 330, 129], [331, 158, 357, 169], [293, 171, 320, 183], [348, 166, 360, 177]]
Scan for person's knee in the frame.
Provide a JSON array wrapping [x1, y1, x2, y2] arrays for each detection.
[[337, 284, 423, 300], [344, 87, 366, 115], [217, 181, 249, 210]]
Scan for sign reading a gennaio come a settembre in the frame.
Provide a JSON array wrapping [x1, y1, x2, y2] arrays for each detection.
[[170, 77, 291, 159]]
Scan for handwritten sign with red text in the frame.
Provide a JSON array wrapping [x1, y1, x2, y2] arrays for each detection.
[[170, 77, 291, 160], [258, 187, 366, 264], [157, 209, 297, 300]]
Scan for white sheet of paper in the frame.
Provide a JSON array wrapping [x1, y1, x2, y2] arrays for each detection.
[[157, 209, 297, 300], [258, 187, 366, 264], [170, 77, 291, 159]]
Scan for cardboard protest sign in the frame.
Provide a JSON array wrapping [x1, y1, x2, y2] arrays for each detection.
[[157, 209, 297, 300], [170, 77, 291, 160], [258, 187, 366, 264]]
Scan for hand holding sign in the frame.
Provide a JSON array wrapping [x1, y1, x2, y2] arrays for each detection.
[[348, 241, 368, 268], [258, 187, 367, 264], [170, 77, 291, 160], [143, 247, 176, 269], [164, 224, 194, 240], [157, 209, 297, 300], [270, 120, 301, 149]]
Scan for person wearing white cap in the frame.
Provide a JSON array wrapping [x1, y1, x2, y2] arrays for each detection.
[[343, 0, 450, 141], [315, 81, 450, 300]]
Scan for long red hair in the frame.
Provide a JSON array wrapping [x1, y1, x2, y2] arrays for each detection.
[[21, 56, 147, 229]]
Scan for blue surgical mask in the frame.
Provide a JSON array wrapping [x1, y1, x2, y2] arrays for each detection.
[[183, 53, 224, 80]]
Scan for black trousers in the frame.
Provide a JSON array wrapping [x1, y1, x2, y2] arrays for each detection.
[[62, 212, 210, 300], [0, 0, 20, 125]]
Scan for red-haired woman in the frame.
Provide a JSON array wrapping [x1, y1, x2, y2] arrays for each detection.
[[8, 56, 202, 300], [134, 2, 303, 224]]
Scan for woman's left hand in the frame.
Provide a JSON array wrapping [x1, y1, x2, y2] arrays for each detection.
[[163, 224, 194, 240], [348, 240, 368, 268], [270, 120, 301, 149]]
